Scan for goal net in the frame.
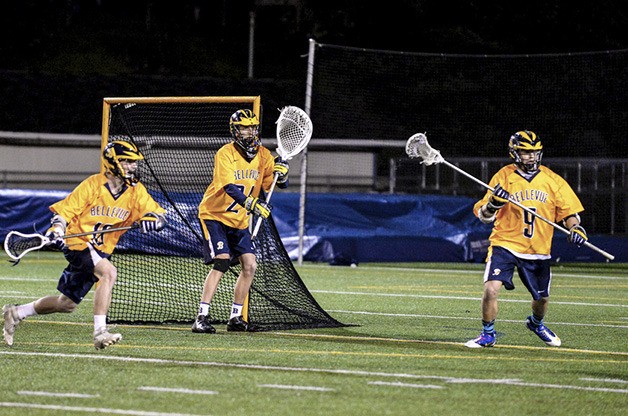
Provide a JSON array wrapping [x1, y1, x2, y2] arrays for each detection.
[[102, 96, 346, 330]]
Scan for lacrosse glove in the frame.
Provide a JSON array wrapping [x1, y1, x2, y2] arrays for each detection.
[[487, 184, 510, 212], [273, 157, 289, 184], [45, 214, 66, 249], [568, 225, 588, 247], [244, 196, 271, 219], [139, 212, 167, 233], [45, 227, 66, 249]]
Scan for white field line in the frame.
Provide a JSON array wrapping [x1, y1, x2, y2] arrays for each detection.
[[138, 386, 217, 395], [327, 310, 628, 329], [298, 265, 628, 280], [1, 351, 626, 395], [579, 377, 628, 384], [0, 277, 58, 282], [0, 402, 206, 416], [2, 267, 626, 287], [368, 381, 443, 389], [449, 380, 628, 394], [312, 290, 628, 308], [17, 390, 99, 398], [550, 273, 628, 280], [5, 287, 626, 309], [258, 384, 335, 392]]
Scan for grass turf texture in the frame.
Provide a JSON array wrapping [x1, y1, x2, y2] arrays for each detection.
[[0, 252, 626, 415]]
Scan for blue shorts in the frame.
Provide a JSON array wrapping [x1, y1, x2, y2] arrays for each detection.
[[485, 246, 552, 300], [200, 219, 255, 264], [58, 245, 110, 304]]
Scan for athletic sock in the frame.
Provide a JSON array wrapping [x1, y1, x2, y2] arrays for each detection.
[[17, 302, 37, 320], [529, 314, 543, 327], [199, 302, 210, 316], [230, 303, 243, 319], [94, 314, 107, 333], [482, 319, 495, 334]]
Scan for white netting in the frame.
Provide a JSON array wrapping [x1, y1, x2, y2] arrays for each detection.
[[275, 106, 313, 160], [405, 133, 444, 165], [4, 231, 49, 261]]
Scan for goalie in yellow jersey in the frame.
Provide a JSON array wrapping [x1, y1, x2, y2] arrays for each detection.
[[2, 140, 166, 350], [193, 109, 289, 334], [464, 131, 587, 349]]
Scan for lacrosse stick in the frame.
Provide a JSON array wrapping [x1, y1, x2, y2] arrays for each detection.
[[251, 106, 313, 239], [405, 133, 615, 261], [3, 224, 139, 264]]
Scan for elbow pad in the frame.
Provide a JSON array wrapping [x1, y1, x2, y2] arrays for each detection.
[[477, 205, 496, 224], [50, 214, 67, 234]]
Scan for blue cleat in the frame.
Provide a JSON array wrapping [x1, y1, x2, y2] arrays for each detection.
[[464, 331, 496, 348], [526, 316, 561, 347]]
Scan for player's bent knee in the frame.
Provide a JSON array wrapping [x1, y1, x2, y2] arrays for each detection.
[[241, 262, 256, 276], [63, 304, 77, 313], [213, 258, 230, 273], [59, 296, 78, 313]]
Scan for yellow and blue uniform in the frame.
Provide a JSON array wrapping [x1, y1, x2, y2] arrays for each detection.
[[50, 173, 165, 254], [474, 164, 584, 260], [48, 172, 165, 304], [198, 142, 276, 230]]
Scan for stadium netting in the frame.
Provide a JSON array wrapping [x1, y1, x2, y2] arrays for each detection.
[[308, 43, 627, 158], [103, 96, 347, 330]]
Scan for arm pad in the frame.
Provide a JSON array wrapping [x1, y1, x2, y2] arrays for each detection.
[[477, 205, 496, 224], [224, 184, 247, 206], [50, 214, 67, 234]]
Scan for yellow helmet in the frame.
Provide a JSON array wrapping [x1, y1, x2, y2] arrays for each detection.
[[508, 130, 543, 173], [229, 109, 260, 159], [103, 140, 144, 186]]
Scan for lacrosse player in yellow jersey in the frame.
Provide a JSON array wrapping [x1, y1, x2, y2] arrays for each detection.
[[464, 131, 587, 349], [193, 109, 289, 334], [2, 140, 166, 350]]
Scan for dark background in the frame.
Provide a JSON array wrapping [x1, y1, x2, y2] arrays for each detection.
[[0, 0, 626, 156], [3, 1, 627, 76]]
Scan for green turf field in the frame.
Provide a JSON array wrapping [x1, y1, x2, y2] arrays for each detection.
[[1, 252, 626, 416]]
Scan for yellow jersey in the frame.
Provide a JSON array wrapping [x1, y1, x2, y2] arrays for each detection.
[[198, 143, 276, 229], [50, 173, 165, 254], [473, 164, 584, 258]]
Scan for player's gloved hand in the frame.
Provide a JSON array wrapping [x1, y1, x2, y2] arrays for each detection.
[[139, 212, 167, 233], [45, 226, 66, 249], [487, 184, 510, 212], [244, 196, 271, 219], [568, 225, 588, 247], [273, 157, 289, 184]]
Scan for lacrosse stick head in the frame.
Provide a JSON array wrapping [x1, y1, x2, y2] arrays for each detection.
[[275, 106, 313, 160], [3, 231, 50, 265], [405, 133, 444, 165]]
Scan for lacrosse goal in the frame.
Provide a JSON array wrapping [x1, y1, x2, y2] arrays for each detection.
[[102, 96, 346, 330]]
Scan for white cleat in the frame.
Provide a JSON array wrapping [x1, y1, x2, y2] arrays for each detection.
[[94, 327, 122, 350], [3, 304, 21, 347]]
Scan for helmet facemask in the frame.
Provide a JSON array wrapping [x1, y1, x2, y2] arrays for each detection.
[[103, 140, 144, 186], [508, 131, 543, 174], [230, 109, 261, 160]]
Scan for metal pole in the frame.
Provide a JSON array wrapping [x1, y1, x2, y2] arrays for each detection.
[[297, 39, 316, 265], [389, 157, 396, 194], [248, 11, 255, 79]]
